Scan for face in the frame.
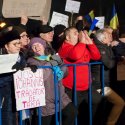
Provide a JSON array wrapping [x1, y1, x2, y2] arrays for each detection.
[[20, 32, 29, 48], [103, 32, 111, 46], [105, 28, 113, 42], [40, 31, 54, 43], [5, 39, 21, 54], [66, 28, 79, 45], [32, 42, 45, 56]]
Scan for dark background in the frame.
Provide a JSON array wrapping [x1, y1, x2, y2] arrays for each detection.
[[50, 0, 125, 33], [0, 0, 125, 34]]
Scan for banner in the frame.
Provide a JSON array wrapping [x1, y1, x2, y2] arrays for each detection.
[[13, 69, 46, 111], [2, 0, 52, 20], [0, 53, 18, 74], [50, 12, 69, 27]]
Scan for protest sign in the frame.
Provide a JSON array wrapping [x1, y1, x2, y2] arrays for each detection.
[[2, 0, 51, 20], [95, 16, 105, 29], [0, 53, 18, 74], [65, 0, 81, 13], [50, 11, 69, 27], [13, 68, 45, 111]]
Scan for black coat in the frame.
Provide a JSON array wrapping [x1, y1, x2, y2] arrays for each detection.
[[91, 37, 116, 89], [112, 39, 125, 60]]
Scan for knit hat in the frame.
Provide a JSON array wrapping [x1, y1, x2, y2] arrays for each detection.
[[29, 37, 46, 48], [38, 25, 53, 34], [13, 25, 26, 35], [0, 26, 20, 47], [54, 24, 66, 36]]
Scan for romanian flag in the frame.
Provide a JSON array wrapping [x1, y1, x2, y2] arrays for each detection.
[[110, 4, 119, 29], [85, 10, 94, 24]]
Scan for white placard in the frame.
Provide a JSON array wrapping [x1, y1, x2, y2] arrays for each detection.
[[95, 16, 105, 29], [13, 69, 45, 111], [50, 11, 69, 27], [65, 0, 81, 13], [0, 53, 19, 74], [2, 0, 51, 20]]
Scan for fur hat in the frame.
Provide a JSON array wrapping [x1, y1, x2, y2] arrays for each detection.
[[13, 25, 26, 35], [54, 24, 66, 36], [29, 37, 46, 48], [0, 26, 20, 47], [38, 25, 53, 34]]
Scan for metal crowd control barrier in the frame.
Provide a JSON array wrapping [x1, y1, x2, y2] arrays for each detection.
[[0, 62, 104, 125], [64, 62, 104, 125]]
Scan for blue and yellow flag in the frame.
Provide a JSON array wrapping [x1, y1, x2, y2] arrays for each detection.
[[88, 18, 98, 35], [85, 10, 94, 24], [110, 4, 119, 29]]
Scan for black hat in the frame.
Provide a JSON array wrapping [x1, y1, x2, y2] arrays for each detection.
[[0, 26, 20, 47], [39, 25, 53, 34], [54, 24, 66, 36], [13, 25, 26, 35]]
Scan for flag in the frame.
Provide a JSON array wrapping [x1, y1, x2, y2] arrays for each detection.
[[110, 4, 119, 29], [88, 18, 99, 35], [85, 10, 94, 24]]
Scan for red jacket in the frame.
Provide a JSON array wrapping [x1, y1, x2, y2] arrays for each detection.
[[58, 41, 101, 91]]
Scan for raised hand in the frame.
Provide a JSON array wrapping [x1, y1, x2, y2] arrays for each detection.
[[21, 15, 28, 25]]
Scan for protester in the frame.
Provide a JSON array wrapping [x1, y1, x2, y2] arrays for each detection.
[[91, 29, 125, 125], [52, 24, 66, 52], [58, 27, 104, 125], [0, 26, 25, 125], [27, 37, 77, 125], [38, 25, 55, 55]]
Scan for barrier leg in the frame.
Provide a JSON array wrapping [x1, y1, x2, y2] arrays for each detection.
[[89, 65, 92, 125], [0, 96, 2, 125]]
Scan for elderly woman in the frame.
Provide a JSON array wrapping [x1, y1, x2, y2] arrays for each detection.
[[27, 37, 77, 125]]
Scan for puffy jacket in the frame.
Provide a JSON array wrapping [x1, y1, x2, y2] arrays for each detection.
[[58, 41, 101, 91], [27, 57, 71, 116]]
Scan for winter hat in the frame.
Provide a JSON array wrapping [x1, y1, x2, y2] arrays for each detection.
[[13, 25, 26, 35], [54, 24, 66, 36], [75, 20, 84, 32], [0, 26, 20, 47], [29, 37, 46, 48], [38, 25, 53, 34]]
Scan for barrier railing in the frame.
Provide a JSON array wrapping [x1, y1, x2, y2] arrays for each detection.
[[0, 62, 104, 125], [64, 62, 104, 125]]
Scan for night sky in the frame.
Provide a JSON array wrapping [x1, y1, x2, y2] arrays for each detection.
[[51, 0, 125, 32], [0, 0, 125, 33]]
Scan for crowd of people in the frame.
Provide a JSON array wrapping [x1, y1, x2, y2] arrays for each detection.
[[0, 15, 125, 125]]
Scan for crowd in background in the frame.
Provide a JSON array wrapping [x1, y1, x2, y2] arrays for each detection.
[[0, 15, 125, 125]]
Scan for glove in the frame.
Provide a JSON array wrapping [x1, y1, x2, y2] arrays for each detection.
[[12, 62, 25, 71], [27, 64, 38, 73], [50, 54, 63, 66], [52, 66, 64, 81]]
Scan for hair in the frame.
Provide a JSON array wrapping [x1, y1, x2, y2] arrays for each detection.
[[95, 29, 106, 42], [64, 26, 76, 39], [104, 25, 113, 30]]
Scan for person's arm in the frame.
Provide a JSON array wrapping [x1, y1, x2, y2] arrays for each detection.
[[87, 43, 101, 60], [119, 38, 125, 43], [80, 30, 101, 60], [98, 46, 115, 69]]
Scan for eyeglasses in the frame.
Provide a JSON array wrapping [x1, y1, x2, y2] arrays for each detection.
[[20, 34, 29, 38], [8, 41, 21, 47]]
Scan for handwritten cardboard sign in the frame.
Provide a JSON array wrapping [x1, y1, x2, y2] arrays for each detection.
[[0, 53, 18, 74], [13, 69, 45, 111], [2, 0, 52, 20], [50, 11, 69, 27], [65, 0, 81, 13], [95, 16, 105, 29]]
